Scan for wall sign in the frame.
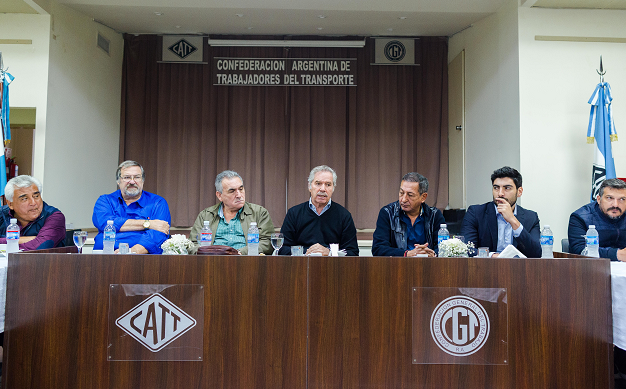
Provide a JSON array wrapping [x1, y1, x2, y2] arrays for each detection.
[[162, 35, 205, 63], [213, 58, 357, 86], [412, 287, 508, 365], [108, 284, 204, 361]]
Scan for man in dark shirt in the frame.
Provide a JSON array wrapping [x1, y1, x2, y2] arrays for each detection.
[[0, 175, 66, 250], [568, 178, 626, 260], [372, 172, 445, 257], [279, 165, 359, 256]]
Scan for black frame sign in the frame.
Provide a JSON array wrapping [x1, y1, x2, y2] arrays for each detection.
[[213, 57, 357, 86]]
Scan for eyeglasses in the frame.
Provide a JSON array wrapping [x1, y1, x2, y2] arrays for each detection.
[[121, 175, 143, 182]]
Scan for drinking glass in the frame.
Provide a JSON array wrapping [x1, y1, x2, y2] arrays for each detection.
[[291, 246, 304, 256], [73, 231, 88, 254], [271, 233, 284, 256]]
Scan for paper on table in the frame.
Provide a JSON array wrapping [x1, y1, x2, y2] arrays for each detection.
[[497, 244, 526, 258]]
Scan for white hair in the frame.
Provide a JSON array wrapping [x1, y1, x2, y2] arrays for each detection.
[[307, 165, 337, 189], [5, 175, 43, 202], [215, 170, 243, 193]]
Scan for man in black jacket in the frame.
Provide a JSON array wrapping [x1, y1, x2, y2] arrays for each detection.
[[461, 166, 541, 258], [372, 172, 445, 257]]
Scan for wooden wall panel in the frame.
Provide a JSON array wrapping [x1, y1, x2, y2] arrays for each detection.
[[2, 253, 611, 389], [307, 256, 612, 389], [3, 254, 307, 389]]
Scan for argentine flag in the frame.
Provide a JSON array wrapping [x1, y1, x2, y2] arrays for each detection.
[[588, 81, 617, 201], [0, 70, 14, 197]]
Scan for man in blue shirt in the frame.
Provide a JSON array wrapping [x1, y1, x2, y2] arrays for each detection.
[[461, 166, 541, 258], [372, 172, 445, 257], [92, 160, 171, 254]]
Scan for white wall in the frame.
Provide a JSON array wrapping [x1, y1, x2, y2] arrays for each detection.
[[44, 2, 123, 228], [449, 0, 521, 207], [0, 13, 51, 182], [518, 7, 626, 246]]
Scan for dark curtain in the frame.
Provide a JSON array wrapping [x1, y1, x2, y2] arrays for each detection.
[[120, 35, 448, 228]]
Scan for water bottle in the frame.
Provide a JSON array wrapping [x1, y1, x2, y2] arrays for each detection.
[[437, 224, 450, 245], [585, 224, 599, 258], [103, 220, 116, 254], [6, 218, 20, 254], [200, 221, 212, 247], [247, 222, 259, 256], [540, 225, 553, 258]]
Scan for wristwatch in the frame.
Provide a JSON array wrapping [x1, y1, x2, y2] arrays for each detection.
[[143, 220, 150, 229]]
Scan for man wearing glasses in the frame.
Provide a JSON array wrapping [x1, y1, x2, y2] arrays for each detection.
[[92, 160, 171, 253]]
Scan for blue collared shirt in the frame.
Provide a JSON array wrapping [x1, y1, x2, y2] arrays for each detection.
[[495, 203, 524, 252], [309, 198, 332, 216], [92, 189, 171, 253], [401, 207, 426, 248]]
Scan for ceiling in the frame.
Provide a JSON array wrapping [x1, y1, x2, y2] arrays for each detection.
[[3, 0, 626, 36]]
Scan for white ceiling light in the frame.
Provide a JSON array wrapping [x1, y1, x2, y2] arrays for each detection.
[[208, 39, 365, 47]]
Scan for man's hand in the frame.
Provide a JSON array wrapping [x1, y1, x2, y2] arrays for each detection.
[[617, 248, 626, 262], [306, 243, 330, 256], [148, 220, 170, 235], [495, 198, 520, 229], [407, 243, 436, 257], [115, 244, 149, 254]]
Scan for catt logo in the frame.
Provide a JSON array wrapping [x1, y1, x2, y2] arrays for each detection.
[[116, 293, 196, 352], [430, 296, 490, 357], [168, 39, 198, 59]]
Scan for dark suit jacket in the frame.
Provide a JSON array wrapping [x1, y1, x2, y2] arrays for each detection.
[[460, 202, 542, 258]]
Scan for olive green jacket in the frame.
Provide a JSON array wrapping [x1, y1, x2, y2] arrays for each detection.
[[189, 202, 275, 255]]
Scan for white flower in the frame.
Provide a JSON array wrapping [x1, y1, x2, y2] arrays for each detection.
[[438, 238, 475, 257], [161, 234, 193, 254]]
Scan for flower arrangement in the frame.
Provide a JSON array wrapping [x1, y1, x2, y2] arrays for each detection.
[[438, 238, 475, 258], [161, 234, 193, 255]]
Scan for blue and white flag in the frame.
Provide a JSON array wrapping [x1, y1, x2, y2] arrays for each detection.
[[0, 70, 14, 197], [588, 81, 617, 201]]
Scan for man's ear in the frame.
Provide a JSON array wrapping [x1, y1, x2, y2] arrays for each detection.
[[517, 187, 523, 198]]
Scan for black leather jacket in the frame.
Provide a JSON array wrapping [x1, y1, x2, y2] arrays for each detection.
[[372, 201, 445, 256]]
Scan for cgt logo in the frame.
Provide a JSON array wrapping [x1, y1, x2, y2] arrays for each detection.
[[168, 39, 198, 59], [430, 296, 490, 357], [116, 293, 196, 352], [384, 40, 406, 62]]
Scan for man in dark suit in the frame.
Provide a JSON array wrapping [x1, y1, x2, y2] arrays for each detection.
[[461, 166, 541, 257]]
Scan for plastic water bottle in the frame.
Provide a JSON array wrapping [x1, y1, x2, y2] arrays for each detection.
[[247, 222, 259, 256], [103, 220, 116, 254], [438, 224, 450, 245], [200, 221, 212, 247], [6, 218, 20, 254], [540, 225, 553, 258], [585, 224, 599, 258]]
